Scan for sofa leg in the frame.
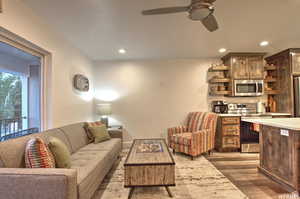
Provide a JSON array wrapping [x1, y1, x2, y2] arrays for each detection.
[[191, 156, 194, 160], [173, 149, 176, 155], [208, 150, 211, 156]]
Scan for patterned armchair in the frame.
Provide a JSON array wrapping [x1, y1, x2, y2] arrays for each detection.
[[167, 112, 218, 160]]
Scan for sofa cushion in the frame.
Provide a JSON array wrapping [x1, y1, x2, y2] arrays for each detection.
[[0, 156, 5, 168], [25, 138, 56, 168], [79, 138, 122, 152], [84, 121, 103, 143], [0, 128, 69, 168], [59, 122, 89, 153], [88, 125, 111, 144], [41, 129, 73, 153], [48, 137, 72, 168], [0, 133, 41, 168], [71, 141, 121, 199]]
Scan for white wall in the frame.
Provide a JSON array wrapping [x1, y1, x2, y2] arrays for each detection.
[[94, 59, 266, 140], [0, 0, 95, 128]]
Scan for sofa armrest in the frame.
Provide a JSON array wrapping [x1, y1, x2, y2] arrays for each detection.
[[0, 168, 77, 199], [108, 129, 123, 140]]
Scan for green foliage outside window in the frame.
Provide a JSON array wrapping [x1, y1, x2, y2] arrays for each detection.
[[0, 72, 22, 120]]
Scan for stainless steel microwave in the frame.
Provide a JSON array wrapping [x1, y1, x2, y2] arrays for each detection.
[[234, 80, 264, 96]]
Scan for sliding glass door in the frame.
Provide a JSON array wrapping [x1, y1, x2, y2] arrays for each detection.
[[0, 41, 41, 141]]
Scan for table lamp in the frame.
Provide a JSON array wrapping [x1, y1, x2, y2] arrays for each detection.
[[96, 104, 112, 127]]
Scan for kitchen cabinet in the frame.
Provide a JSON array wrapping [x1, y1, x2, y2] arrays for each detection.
[[231, 56, 249, 79], [248, 56, 265, 79], [242, 118, 300, 192], [222, 53, 265, 80], [265, 49, 300, 115], [259, 125, 297, 192], [216, 116, 240, 152]]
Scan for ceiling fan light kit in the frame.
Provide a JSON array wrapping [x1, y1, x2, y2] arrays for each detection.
[[142, 0, 218, 32]]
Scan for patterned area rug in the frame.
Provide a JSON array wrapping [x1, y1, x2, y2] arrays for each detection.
[[92, 151, 248, 199]]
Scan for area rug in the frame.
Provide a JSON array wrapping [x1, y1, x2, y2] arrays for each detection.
[[92, 151, 248, 199]]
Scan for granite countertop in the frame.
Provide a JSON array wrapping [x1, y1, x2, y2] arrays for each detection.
[[241, 118, 300, 131], [217, 113, 291, 117]]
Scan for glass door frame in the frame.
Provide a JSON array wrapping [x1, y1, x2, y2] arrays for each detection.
[[0, 27, 52, 130]]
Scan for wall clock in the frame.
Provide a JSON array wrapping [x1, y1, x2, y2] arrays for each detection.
[[73, 74, 89, 92]]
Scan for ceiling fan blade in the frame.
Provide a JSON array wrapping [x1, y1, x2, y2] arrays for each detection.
[[142, 7, 189, 15], [200, 0, 216, 3], [202, 14, 218, 32]]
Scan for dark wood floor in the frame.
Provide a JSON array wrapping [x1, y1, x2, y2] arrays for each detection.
[[206, 152, 289, 199]]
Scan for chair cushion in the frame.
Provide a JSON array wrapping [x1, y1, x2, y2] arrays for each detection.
[[171, 132, 192, 146], [88, 125, 111, 144], [84, 121, 103, 143], [187, 112, 205, 132], [59, 122, 89, 153], [48, 137, 71, 168], [25, 138, 56, 168]]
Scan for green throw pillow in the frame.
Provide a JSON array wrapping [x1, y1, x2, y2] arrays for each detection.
[[48, 137, 71, 168], [88, 125, 111, 144]]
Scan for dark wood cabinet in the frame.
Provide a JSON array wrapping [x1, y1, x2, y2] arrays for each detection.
[[222, 53, 265, 80], [231, 56, 249, 79], [259, 125, 300, 192], [248, 56, 264, 79], [216, 116, 240, 152], [265, 49, 300, 115]]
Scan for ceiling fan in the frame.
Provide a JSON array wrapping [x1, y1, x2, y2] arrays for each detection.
[[142, 0, 218, 32]]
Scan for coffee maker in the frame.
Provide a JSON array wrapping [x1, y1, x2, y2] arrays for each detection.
[[212, 101, 228, 113]]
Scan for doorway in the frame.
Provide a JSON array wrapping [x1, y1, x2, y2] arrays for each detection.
[[0, 41, 42, 141]]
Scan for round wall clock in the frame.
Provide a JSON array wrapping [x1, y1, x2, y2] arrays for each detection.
[[73, 74, 89, 92]]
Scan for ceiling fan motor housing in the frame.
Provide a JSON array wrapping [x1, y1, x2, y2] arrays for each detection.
[[189, 2, 214, 21]]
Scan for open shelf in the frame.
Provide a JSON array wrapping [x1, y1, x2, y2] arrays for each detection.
[[210, 90, 231, 95], [264, 66, 277, 71], [265, 90, 280, 95], [210, 65, 229, 71], [209, 78, 231, 83], [264, 78, 277, 83]]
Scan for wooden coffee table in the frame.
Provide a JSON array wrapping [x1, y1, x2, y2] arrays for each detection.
[[124, 139, 175, 199]]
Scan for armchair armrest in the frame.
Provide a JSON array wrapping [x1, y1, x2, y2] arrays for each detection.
[[167, 126, 187, 146], [168, 126, 187, 135], [0, 168, 77, 199], [191, 129, 214, 154]]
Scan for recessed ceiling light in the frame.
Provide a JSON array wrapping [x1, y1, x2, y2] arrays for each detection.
[[260, 41, 269, 47], [118, 48, 126, 54], [219, 48, 227, 53]]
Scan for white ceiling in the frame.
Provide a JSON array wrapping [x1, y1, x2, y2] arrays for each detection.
[[24, 0, 300, 60]]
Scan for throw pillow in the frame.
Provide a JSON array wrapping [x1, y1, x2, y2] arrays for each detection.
[[88, 124, 111, 144], [84, 121, 103, 143], [25, 137, 56, 168], [48, 137, 71, 168]]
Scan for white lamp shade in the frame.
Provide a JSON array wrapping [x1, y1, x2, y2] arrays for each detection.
[[96, 104, 112, 116]]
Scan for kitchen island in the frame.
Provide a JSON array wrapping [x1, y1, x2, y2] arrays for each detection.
[[241, 118, 300, 192]]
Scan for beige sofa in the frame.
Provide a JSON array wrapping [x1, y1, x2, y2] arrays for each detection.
[[0, 122, 122, 199]]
